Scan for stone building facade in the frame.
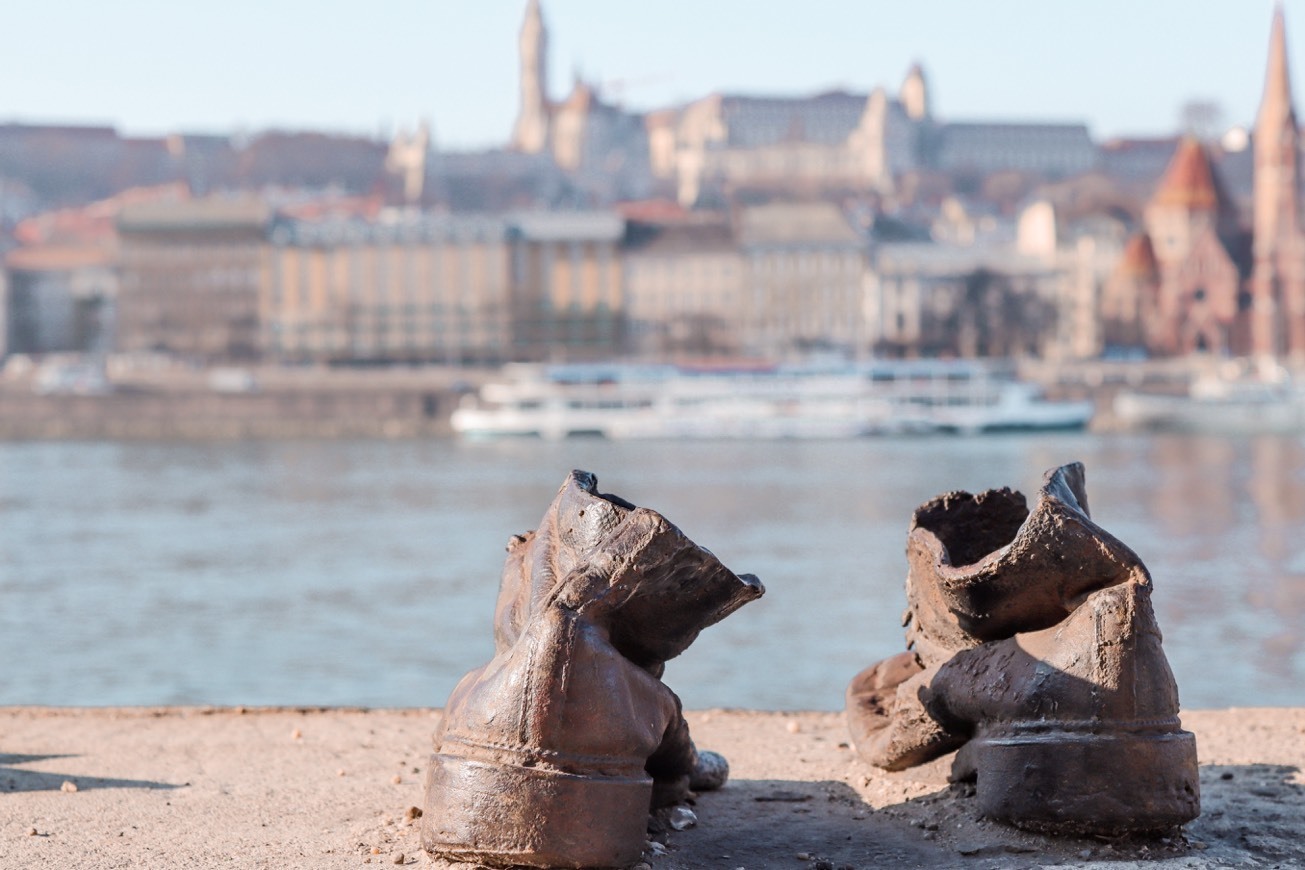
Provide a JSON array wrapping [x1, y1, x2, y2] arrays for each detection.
[[736, 202, 869, 357], [4, 246, 115, 355], [263, 214, 511, 364], [623, 217, 744, 357], [507, 211, 626, 360], [116, 198, 269, 361]]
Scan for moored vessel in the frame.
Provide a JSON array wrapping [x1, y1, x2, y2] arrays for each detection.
[[451, 361, 1094, 440]]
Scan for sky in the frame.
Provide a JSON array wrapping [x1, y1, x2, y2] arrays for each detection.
[[0, 1, 1298, 148]]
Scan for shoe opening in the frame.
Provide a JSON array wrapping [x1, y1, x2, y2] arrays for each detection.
[[914, 487, 1029, 568]]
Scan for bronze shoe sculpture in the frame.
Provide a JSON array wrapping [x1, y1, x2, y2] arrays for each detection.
[[424, 471, 764, 868], [847, 463, 1199, 834]]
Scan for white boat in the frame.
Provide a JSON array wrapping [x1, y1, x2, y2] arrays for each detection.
[[451, 361, 1094, 440], [1113, 360, 1305, 433]]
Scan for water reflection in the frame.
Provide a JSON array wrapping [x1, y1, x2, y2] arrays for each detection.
[[1246, 435, 1305, 679], [0, 433, 1301, 710]]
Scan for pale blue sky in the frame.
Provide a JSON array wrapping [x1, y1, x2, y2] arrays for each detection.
[[0, 1, 1296, 147]]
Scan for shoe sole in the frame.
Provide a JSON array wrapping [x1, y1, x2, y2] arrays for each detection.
[[967, 725, 1200, 834]]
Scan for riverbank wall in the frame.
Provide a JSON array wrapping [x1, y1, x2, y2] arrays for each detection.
[[0, 367, 486, 439], [0, 356, 1250, 440]]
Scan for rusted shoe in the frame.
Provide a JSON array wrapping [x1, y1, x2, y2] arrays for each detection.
[[846, 463, 1199, 834], [424, 471, 763, 869], [935, 577, 1199, 833]]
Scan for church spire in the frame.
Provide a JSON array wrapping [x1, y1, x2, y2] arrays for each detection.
[[1258, 2, 1296, 135], [1250, 1, 1305, 358], [899, 63, 930, 122], [511, 0, 550, 153], [1253, 0, 1301, 250]]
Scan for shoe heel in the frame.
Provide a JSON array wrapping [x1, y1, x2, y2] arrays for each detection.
[[422, 753, 653, 868], [970, 727, 1200, 834]]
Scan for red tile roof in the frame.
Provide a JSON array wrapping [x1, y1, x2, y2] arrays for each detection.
[[1151, 137, 1221, 210], [5, 244, 111, 271], [617, 199, 690, 223], [1117, 232, 1159, 278], [13, 183, 188, 246]]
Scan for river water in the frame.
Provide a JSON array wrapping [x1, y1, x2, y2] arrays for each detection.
[[2, 432, 1302, 712]]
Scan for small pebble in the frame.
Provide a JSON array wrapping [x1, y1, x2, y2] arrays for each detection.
[[371, 846, 382, 855], [691, 750, 730, 791], [668, 806, 697, 831], [60, 780, 78, 793], [404, 806, 423, 822], [786, 721, 801, 734], [632, 864, 653, 870], [796, 852, 812, 860], [1220, 772, 1234, 780], [1078, 849, 1093, 859], [646, 841, 669, 856], [391, 774, 403, 785], [393, 853, 405, 865], [290, 728, 302, 740], [337, 769, 346, 777], [27, 827, 37, 836]]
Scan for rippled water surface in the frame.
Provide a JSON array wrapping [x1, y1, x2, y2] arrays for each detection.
[[2, 433, 1303, 710]]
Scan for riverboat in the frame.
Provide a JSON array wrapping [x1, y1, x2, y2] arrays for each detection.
[[451, 361, 1094, 440], [1113, 360, 1305, 433]]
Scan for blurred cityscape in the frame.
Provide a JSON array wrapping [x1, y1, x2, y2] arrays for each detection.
[[2, 3, 1304, 435]]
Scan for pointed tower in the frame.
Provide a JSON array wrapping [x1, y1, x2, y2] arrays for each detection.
[[551, 76, 595, 171], [1250, 2, 1305, 357], [1144, 136, 1227, 269], [849, 87, 891, 190], [511, 0, 551, 153], [385, 121, 430, 206], [899, 63, 930, 122]]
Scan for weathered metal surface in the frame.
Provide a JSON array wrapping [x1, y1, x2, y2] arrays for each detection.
[[847, 462, 1200, 834], [424, 470, 763, 868]]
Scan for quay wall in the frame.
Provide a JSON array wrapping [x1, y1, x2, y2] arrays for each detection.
[[0, 383, 461, 439]]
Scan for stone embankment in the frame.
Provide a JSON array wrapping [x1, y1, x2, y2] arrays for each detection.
[[0, 355, 1288, 439], [0, 367, 488, 439]]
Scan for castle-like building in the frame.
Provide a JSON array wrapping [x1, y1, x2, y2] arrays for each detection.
[[507, 1, 1092, 208], [508, 0, 652, 203]]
